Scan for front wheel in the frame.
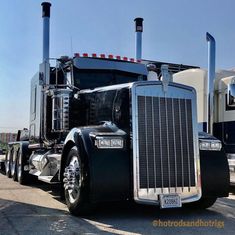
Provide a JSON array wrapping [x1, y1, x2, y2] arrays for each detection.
[[63, 147, 92, 216]]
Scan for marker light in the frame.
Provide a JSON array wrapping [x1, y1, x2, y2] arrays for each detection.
[[74, 53, 139, 63]]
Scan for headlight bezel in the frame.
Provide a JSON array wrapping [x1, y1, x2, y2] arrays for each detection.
[[199, 139, 222, 151], [94, 136, 124, 149]]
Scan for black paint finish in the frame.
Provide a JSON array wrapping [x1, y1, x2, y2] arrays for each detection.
[[41, 2, 51, 18], [213, 121, 235, 153], [73, 87, 131, 133], [62, 84, 133, 202], [199, 149, 229, 197], [61, 124, 130, 203], [199, 121, 235, 153]]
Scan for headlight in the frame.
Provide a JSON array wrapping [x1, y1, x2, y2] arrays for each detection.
[[199, 140, 222, 151], [95, 137, 124, 149]]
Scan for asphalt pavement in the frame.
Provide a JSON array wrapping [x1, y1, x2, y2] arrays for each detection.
[[0, 173, 235, 235]]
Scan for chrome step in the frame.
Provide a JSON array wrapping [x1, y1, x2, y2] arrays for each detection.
[[38, 175, 59, 184]]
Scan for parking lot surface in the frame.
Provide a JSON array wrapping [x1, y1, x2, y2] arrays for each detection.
[[0, 173, 235, 235]]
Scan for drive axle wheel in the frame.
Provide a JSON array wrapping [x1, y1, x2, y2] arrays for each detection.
[[5, 149, 13, 178], [63, 147, 91, 215], [12, 149, 19, 181], [17, 149, 30, 185]]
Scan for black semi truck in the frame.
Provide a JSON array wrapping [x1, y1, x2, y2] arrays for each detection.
[[3, 2, 229, 215]]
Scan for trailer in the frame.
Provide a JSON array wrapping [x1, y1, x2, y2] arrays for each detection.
[[173, 34, 235, 185], [3, 2, 229, 215]]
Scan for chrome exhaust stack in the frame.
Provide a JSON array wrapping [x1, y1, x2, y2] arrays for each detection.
[[134, 18, 143, 60], [206, 32, 216, 134], [41, 2, 51, 62], [40, 2, 53, 145]]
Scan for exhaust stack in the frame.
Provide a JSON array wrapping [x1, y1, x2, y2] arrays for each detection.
[[134, 18, 143, 60], [41, 2, 51, 62], [206, 32, 216, 134]]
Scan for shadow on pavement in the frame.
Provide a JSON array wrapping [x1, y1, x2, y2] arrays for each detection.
[[0, 197, 231, 235], [0, 198, 101, 235], [1, 175, 235, 235]]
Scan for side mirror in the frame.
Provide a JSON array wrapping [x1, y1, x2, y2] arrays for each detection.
[[227, 83, 235, 107]]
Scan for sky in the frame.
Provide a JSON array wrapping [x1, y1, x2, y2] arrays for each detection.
[[0, 0, 235, 132]]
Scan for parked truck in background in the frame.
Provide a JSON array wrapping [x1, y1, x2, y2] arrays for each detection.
[[2, 2, 229, 215], [173, 33, 235, 185]]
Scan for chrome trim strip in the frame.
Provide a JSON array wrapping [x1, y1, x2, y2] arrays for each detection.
[[28, 143, 46, 149], [136, 186, 201, 205]]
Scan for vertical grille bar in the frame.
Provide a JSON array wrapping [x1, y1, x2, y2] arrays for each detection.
[[172, 98, 178, 190], [144, 96, 149, 191], [151, 97, 157, 192], [158, 97, 164, 190], [185, 99, 191, 191], [165, 97, 171, 190], [178, 99, 184, 190]]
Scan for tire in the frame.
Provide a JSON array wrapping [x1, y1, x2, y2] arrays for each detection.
[[0, 161, 5, 173], [188, 197, 217, 209], [63, 147, 92, 216], [12, 149, 19, 181], [5, 149, 13, 178], [17, 148, 30, 185]]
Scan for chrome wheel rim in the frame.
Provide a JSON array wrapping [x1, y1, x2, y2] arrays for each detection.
[[11, 162, 15, 176], [5, 152, 10, 173], [63, 156, 81, 204], [11, 150, 17, 176], [17, 153, 22, 180]]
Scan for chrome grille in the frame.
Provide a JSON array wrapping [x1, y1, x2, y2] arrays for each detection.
[[137, 96, 195, 190]]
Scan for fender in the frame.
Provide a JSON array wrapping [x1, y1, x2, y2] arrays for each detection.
[[199, 149, 229, 198], [60, 122, 131, 203], [198, 132, 230, 198]]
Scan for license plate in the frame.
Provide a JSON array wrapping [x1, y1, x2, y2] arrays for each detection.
[[159, 194, 182, 209]]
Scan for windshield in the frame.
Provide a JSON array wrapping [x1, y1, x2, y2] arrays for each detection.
[[73, 68, 146, 90]]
